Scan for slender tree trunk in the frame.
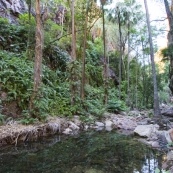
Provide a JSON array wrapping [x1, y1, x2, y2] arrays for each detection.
[[135, 57, 138, 108], [127, 21, 130, 106], [81, 0, 90, 100], [71, 0, 76, 105], [26, 0, 32, 59], [61, 8, 65, 37], [141, 40, 146, 107], [101, 2, 108, 105], [71, 0, 76, 60], [30, 0, 43, 112], [144, 0, 161, 116], [117, 8, 123, 100]]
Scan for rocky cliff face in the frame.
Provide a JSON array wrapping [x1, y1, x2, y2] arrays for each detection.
[[0, 0, 27, 23]]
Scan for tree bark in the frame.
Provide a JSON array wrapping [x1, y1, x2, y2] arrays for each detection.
[[81, 0, 90, 101], [29, 0, 43, 112], [71, 0, 76, 105], [71, 0, 76, 60], [117, 8, 123, 100], [102, 2, 108, 105], [144, 0, 161, 116], [127, 20, 130, 106]]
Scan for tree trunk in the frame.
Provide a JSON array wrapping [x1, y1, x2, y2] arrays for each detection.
[[29, 0, 43, 112], [141, 39, 146, 108], [144, 0, 161, 116], [117, 8, 123, 100], [81, 0, 90, 101], [71, 0, 76, 60], [163, 0, 173, 94], [101, 3, 108, 105], [127, 21, 130, 106], [26, 0, 32, 59], [71, 0, 76, 105]]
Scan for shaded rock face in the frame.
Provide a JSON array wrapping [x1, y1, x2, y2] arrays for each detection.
[[0, 0, 27, 23], [52, 5, 67, 25]]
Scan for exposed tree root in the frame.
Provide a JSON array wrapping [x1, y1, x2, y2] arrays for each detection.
[[0, 118, 66, 147]]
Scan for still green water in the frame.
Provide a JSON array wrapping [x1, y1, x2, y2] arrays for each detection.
[[0, 130, 164, 173]]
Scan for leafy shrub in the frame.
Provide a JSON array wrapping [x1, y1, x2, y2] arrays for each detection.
[[107, 88, 127, 113], [0, 51, 33, 110], [0, 17, 28, 53], [107, 99, 126, 113]]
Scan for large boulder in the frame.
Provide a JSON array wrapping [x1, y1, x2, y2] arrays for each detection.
[[134, 124, 159, 138]]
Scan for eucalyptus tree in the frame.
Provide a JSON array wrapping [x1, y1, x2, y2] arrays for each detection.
[[144, 0, 161, 116], [70, 0, 77, 105], [94, 0, 112, 105], [81, 0, 90, 101], [101, 0, 108, 105], [30, 0, 43, 113], [25, 0, 32, 59]]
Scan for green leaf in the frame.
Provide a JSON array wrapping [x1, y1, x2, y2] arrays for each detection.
[[155, 168, 160, 173]]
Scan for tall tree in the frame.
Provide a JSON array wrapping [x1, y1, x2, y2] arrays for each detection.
[[70, 0, 77, 105], [81, 0, 90, 100], [144, 0, 161, 116], [117, 6, 123, 100], [101, 0, 108, 105], [30, 0, 43, 112]]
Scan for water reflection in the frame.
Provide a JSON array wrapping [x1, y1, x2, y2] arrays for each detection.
[[0, 130, 164, 173]]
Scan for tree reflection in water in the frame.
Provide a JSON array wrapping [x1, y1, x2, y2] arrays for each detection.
[[0, 130, 164, 173]]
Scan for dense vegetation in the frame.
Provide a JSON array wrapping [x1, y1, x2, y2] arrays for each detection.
[[0, 0, 170, 124]]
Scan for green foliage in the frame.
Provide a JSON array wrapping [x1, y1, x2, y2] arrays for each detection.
[[43, 46, 70, 71], [161, 44, 173, 58], [84, 85, 105, 116], [155, 168, 170, 173], [0, 51, 33, 110], [107, 100, 126, 113], [44, 19, 62, 45], [92, 38, 104, 56], [0, 17, 28, 53], [20, 110, 39, 125], [0, 113, 6, 125], [107, 88, 127, 113]]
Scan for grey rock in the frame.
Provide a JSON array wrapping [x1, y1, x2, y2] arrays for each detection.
[[95, 122, 104, 127]]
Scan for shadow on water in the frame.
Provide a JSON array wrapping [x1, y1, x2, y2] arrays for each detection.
[[0, 130, 165, 173]]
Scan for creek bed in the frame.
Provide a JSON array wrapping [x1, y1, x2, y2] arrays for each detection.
[[0, 130, 165, 173]]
